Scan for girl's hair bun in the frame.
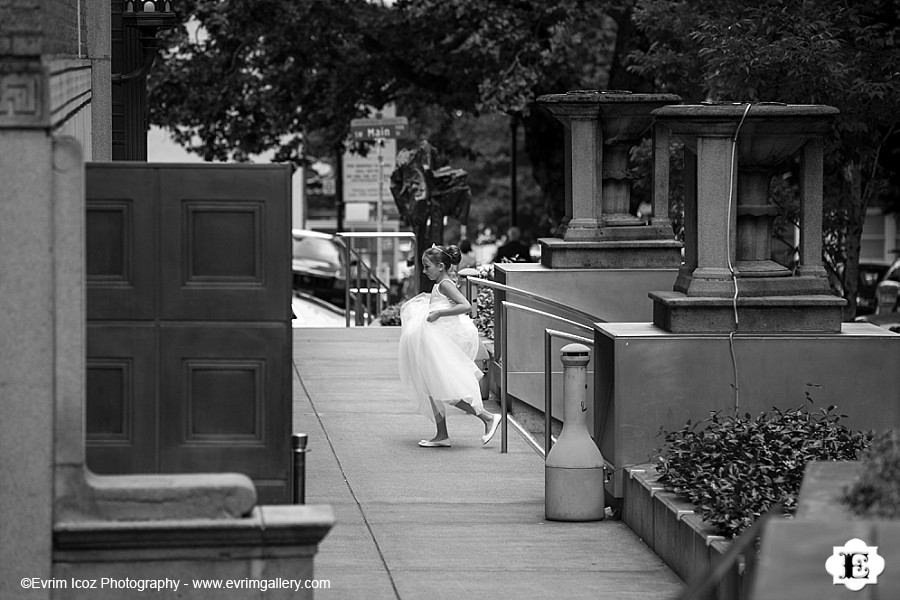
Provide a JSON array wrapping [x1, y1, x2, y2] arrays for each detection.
[[446, 245, 462, 265]]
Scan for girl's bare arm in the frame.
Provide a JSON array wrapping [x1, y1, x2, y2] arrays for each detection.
[[428, 279, 472, 319]]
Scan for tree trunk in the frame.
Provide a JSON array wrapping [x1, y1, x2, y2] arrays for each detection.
[[606, 3, 654, 94], [842, 160, 866, 321]]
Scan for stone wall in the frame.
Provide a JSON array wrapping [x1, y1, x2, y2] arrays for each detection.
[[0, 1, 106, 597]]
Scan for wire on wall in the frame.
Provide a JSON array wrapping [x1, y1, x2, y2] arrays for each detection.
[[725, 103, 752, 415]]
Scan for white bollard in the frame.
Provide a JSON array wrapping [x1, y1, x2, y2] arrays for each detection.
[[545, 343, 606, 521]]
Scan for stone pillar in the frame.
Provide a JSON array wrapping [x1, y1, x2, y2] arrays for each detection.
[[692, 135, 736, 288], [797, 137, 826, 277], [1, 131, 56, 600], [561, 122, 573, 233], [87, 0, 112, 161], [1, 52, 56, 600], [651, 124, 673, 235], [649, 103, 845, 333], [565, 114, 602, 238], [536, 90, 683, 269]]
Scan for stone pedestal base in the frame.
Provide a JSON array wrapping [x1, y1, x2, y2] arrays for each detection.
[[674, 270, 834, 297], [650, 291, 845, 333], [539, 237, 682, 269], [594, 322, 900, 498]]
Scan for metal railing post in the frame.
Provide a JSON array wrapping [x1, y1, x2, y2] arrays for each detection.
[[292, 433, 309, 504], [335, 232, 417, 326], [355, 254, 363, 326], [500, 301, 508, 453], [376, 270, 384, 317], [545, 329, 553, 454], [343, 242, 351, 328], [367, 270, 373, 322]]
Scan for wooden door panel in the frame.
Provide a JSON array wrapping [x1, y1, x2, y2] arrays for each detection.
[[157, 325, 291, 483], [85, 166, 157, 320], [159, 165, 291, 322], [86, 163, 293, 503], [86, 324, 157, 474]]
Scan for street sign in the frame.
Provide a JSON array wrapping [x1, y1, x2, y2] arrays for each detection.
[[349, 117, 408, 141]]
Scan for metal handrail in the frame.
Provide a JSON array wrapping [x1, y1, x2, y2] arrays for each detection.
[[502, 302, 594, 454], [336, 232, 418, 327], [461, 275, 602, 327], [459, 271, 604, 454], [348, 244, 387, 326], [675, 503, 784, 600]]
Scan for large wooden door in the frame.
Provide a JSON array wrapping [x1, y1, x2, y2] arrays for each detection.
[[85, 163, 293, 503]]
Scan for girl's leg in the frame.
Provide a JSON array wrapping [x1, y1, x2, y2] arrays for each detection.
[[426, 397, 449, 442], [451, 400, 495, 435]]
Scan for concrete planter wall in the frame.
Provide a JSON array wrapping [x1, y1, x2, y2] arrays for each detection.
[[625, 460, 900, 599], [623, 464, 748, 599], [751, 461, 900, 599]]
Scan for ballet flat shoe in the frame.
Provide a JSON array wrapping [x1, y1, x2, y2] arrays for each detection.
[[418, 439, 451, 448], [482, 414, 501, 445]]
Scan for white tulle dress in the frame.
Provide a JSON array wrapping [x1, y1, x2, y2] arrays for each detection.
[[398, 279, 484, 422]]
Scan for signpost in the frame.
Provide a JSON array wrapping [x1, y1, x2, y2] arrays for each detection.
[[349, 117, 408, 142], [348, 116, 408, 282]]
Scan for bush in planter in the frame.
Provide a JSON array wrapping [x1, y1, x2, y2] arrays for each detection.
[[471, 263, 495, 340], [844, 430, 900, 519], [377, 303, 402, 326], [654, 399, 872, 538]]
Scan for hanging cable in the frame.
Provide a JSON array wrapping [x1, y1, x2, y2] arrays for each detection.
[[725, 103, 752, 415]]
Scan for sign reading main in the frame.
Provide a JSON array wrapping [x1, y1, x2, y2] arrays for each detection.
[[349, 117, 409, 141]]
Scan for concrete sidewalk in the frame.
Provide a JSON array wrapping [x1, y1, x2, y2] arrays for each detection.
[[292, 327, 683, 599]]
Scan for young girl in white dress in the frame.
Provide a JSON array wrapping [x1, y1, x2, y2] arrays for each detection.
[[398, 244, 502, 447]]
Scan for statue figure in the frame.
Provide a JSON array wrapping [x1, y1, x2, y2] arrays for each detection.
[[390, 141, 473, 289]]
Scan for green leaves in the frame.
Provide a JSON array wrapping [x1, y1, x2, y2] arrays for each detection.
[[845, 430, 900, 519], [150, 0, 390, 163], [471, 263, 495, 339], [378, 304, 403, 326], [655, 401, 872, 538]]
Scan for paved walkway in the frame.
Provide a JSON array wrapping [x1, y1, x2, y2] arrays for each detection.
[[292, 327, 683, 599]]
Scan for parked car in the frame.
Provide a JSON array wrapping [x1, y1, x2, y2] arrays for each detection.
[[875, 257, 900, 312], [291, 229, 348, 305], [882, 258, 900, 285], [856, 260, 892, 315]]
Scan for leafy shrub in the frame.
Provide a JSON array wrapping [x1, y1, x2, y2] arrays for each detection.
[[377, 303, 402, 326], [471, 263, 495, 339], [654, 400, 872, 538], [844, 430, 900, 519]]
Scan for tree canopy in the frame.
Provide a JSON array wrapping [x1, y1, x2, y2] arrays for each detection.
[[150, 0, 900, 315], [151, 0, 613, 160], [628, 0, 900, 316], [150, 0, 625, 240]]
